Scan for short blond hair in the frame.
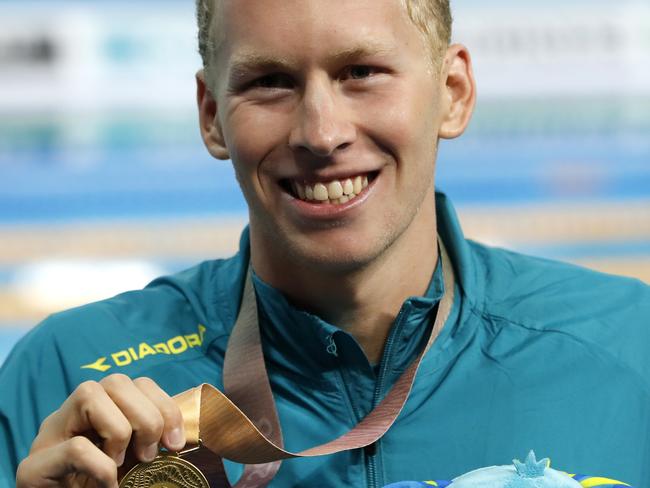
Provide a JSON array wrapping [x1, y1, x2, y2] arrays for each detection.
[[196, 0, 452, 75]]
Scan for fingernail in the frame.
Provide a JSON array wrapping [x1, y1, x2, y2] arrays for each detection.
[[167, 427, 185, 450], [142, 443, 159, 462], [116, 450, 126, 467]]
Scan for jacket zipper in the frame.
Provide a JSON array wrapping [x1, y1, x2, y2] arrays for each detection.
[[336, 367, 371, 485], [336, 305, 407, 488], [365, 441, 378, 488], [367, 307, 407, 488], [343, 365, 379, 488]]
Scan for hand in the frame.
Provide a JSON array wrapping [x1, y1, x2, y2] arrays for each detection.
[[16, 374, 186, 488]]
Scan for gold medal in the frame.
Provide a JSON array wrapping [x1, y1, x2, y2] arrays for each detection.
[[119, 454, 210, 488]]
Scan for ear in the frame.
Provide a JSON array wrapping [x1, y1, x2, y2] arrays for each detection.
[[438, 44, 476, 140], [196, 69, 230, 160]]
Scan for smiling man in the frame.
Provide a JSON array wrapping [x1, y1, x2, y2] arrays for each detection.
[[3, 1, 650, 487], [197, 0, 471, 365]]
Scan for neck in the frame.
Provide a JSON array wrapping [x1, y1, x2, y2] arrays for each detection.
[[251, 195, 438, 363]]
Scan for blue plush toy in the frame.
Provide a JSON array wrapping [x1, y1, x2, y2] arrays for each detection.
[[383, 451, 631, 488]]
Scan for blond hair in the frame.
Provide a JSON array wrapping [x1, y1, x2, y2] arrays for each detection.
[[196, 0, 452, 76]]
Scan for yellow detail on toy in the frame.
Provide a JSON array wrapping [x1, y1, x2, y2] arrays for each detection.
[[579, 477, 630, 487]]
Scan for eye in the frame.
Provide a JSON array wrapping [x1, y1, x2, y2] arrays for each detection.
[[342, 65, 377, 80], [250, 73, 294, 90]]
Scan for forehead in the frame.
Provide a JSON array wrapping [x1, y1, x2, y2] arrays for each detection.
[[214, 0, 423, 69]]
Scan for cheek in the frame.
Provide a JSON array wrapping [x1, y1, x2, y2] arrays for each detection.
[[223, 107, 289, 176], [223, 112, 262, 167], [360, 83, 439, 157]]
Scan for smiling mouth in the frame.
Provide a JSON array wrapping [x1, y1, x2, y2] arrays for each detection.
[[282, 172, 377, 205]]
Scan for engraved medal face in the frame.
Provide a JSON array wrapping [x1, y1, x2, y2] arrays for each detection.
[[119, 455, 210, 488]]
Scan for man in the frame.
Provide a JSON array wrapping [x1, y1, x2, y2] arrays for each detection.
[[2, 0, 649, 486]]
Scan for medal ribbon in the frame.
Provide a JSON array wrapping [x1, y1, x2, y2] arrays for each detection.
[[171, 241, 454, 487]]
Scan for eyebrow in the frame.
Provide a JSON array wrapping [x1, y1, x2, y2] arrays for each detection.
[[328, 44, 396, 64], [228, 54, 296, 83], [227, 43, 397, 82]]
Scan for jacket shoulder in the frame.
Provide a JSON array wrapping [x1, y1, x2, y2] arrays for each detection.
[[469, 240, 648, 316], [468, 240, 650, 353], [1, 256, 245, 389]]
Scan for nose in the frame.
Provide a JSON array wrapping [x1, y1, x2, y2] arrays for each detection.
[[288, 79, 356, 157]]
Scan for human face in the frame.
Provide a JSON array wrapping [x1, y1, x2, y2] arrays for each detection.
[[210, 0, 448, 276]]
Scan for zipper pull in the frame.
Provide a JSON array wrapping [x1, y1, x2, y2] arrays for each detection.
[[364, 442, 377, 457]]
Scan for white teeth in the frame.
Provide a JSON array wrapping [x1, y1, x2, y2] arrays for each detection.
[[327, 181, 344, 199], [292, 174, 372, 205], [313, 183, 329, 201], [343, 179, 354, 195], [353, 176, 363, 194]]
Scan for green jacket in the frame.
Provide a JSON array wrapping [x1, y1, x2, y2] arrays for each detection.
[[1, 193, 649, 487]]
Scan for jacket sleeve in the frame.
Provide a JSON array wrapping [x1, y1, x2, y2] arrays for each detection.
[[0, 318, 75, 484]]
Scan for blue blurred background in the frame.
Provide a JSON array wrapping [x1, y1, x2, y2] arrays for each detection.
[[1, 0, 649, 364]]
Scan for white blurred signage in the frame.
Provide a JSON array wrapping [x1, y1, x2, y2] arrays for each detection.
[[0, 0, 648, 111], [0, 1, 201, 112], [453, 1, 650, 97]]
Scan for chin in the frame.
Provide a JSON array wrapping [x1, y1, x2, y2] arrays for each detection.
[[287, 232, 391, 274]]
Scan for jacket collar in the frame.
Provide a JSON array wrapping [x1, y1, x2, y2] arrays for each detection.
[[219, 190, 474, 376], [249, 241, 445, 377]]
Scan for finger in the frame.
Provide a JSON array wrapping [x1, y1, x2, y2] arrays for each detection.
[[34, 380, 132, 466], [133, 377, 186, 452], [17, 436, 118, 488], [100, 374, 165, 462]]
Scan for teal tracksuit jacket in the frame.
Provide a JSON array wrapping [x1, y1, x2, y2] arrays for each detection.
[[1, 192, 649, 487]]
